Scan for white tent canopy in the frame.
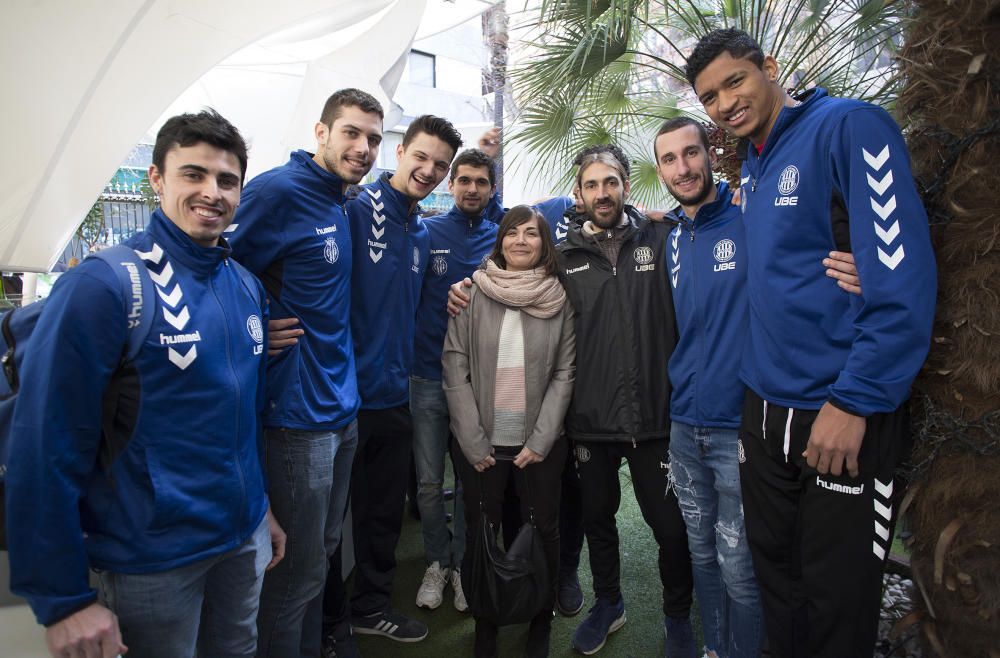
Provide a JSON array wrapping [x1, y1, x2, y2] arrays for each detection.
[[1, 0, 495, 272]]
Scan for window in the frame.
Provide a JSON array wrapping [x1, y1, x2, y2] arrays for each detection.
[[406, 50, 436, 87]]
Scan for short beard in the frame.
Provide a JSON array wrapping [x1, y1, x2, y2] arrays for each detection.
[[669, 169, 713, 207], [324, 153, 364, 185], [456, 199, 488, 216], [586, 197, 625, 229]]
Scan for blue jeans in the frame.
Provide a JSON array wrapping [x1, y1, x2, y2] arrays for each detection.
[[256, 423, 358, 658], [410, 376, 465, 568], [97, 517, 270, 658], [668, 422, 763, 658]]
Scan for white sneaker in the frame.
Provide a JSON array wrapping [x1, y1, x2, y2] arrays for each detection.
[[416, 561, 448, 609], [451, 568, 469, 612]]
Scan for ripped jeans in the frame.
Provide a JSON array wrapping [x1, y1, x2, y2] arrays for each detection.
[[669, 422, 763, 658]]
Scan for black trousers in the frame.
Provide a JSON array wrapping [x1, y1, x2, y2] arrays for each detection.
[[574, 438, 693, 617], [324, 406, 413, 620], [559, 438, 585, 575], [740, 389, 909, 658], [453, 440, 567, 617]]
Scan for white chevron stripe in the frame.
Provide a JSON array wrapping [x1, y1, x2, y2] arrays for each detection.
[[556, 227, 567, 240], [874, 499, 892, 521], [874, 220, 900, 245], [740, 175, 751, 186], [878, 245, 905, 270], [369, 249, 383, 263], [872, 541, 886, 560], [671, 263, 680, 274], [862, 145, 890, 171], [874, 477, 894, 499], [368, 188, 382, 200], [149, 261, 174, 287], [866, 170, 894, 196], [223, 223, 239, 233], [373, 210, 386, 225], [671, 250, 679, 265], [875, 520, 890, 542], [372, 226, 385, 239], [870, 195, 897, 221], [671, 231, 679, 248], [136, 243, 163, 264], [168, 345, 197, 370], [671, 274, 679, 287], [163, 306, 190, 331], [372, 200, 384, 212], [156, 283, 183, 308]]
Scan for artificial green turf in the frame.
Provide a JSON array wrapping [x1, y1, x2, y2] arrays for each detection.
[[354, 465, 698, 657]]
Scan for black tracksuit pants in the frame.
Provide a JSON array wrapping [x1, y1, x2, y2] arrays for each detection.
[[324, 406, 413, 621], [740, 389, 909, 658], [574, 437, 693, 618]]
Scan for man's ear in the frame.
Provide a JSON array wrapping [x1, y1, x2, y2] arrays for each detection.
[[762, 54, 780, 83], [314, 121, 329, 147], [396, 143, 405, 160], [147, 164, 162, 195], [623, 178, 632, 199]]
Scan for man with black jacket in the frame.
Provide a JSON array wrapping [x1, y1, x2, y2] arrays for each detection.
[[558, 152, 694, 657]]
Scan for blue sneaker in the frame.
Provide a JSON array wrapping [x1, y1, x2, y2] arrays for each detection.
[[663, 615, 696, 658], [571, 597, 626, 655]]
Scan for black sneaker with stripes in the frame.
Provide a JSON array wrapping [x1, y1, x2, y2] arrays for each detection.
[[350, 609, 429, 643]]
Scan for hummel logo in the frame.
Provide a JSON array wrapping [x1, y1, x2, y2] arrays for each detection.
[[816, 476, 864, 495], [878, 245, 905, 270], [136, 243, 164, 265], [866, 170, 894, 196], [862, 145, 890, 171], [148, 262, 174, 288], [156, 283, 182, 308], [168, 345, 198, 370], [874, 220, 900, 245], [163, 306, 190, 331], [870, 196, 896, 222]]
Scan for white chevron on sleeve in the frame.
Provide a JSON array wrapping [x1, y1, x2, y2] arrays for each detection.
[[372, 210, 386, 225], [156, 283, 183, 308], [862, 145, 890, 171], [369, 249, 383, 263], [163, 306, 190, 331], [671, 250, 679, 265], [223, 223, 239, 234], [556, 227, 567, 240], [874, 477, 894, 499], [870, 195, 897, 222], [168, 345, 198, 370], [866, 170, 894, 196], [136, 243, 164, 264], [368, 188, 382, 200], [874, 220, 900, 245], [371, 199, 385, 212], [148, 261, 174, 287], [371, 225, 385, 239], [740, 175, 751, 186], [672, 274, 679, 287], [877, 245, 905, 270]]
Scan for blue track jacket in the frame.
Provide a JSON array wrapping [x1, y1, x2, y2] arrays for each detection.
[[739, 88, 936, 415], [7, 211, 268, 626], [229, 150, 359, 430], [348, 173, 430, 409], [535, 196, 575, 244], [668, 182, 745, 429], [411, 206, 499, 381]]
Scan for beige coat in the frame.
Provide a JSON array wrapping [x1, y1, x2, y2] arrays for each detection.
[[442, 284, 575, 466]]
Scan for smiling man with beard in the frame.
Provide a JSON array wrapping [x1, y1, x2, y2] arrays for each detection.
[[555, 152, 696, 657], [229, 88, 384, 658]]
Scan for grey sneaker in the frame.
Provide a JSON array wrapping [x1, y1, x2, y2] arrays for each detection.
[[415, 561, 448, 609], [451, 568, 469, 612], [351, 609, 429, 643]]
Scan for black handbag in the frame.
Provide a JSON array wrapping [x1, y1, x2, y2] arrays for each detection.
[[463, 454, 550, 626]]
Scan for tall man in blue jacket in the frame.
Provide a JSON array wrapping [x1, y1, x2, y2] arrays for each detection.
[[229, 88, 384, 657], [7, 110, 283, 658], [411, 147, 500, 613], [686, 29, 937, 657], [321, 115, 465, 652]]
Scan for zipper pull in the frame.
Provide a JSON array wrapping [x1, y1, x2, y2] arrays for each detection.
[[632, 436, 637, 448], [613, 265, 617, 276], [751, 177, 757, 192]]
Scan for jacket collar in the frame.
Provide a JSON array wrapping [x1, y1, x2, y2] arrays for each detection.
[[754, 87, 827, 158], [146, 208, 230, 275], [362, 172, 422, 227], [563, 204, 644, 251], [290, 149, 347, 202], [670, 181, 734, 230]]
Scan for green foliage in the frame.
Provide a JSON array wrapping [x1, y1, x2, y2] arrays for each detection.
[[511, 0, 909, 207]]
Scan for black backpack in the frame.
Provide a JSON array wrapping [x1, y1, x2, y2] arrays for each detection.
[[0, 246, 155, 549]]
